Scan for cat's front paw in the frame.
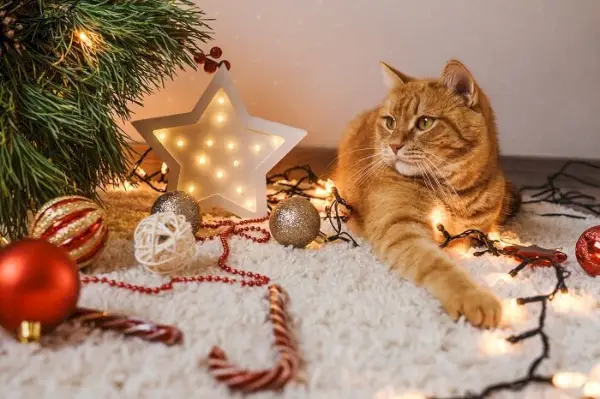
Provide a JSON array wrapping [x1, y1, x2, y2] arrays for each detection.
[[443, 287, 502, 328]]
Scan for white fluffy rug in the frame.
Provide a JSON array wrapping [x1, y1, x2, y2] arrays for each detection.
[[1, 197, 599, 399]]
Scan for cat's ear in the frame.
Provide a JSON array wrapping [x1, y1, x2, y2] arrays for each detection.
[[380, 62, 411, 89], [441, 60, 479, 107]]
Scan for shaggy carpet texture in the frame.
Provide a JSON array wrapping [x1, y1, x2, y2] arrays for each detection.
[[1, 190, 599, 399]]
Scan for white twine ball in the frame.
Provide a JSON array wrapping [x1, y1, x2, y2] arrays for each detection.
[[134, 211, 196, 274]]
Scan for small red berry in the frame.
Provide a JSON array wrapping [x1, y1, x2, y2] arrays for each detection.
[[210, 46, 222, 58], [194, 52, 206, 64]]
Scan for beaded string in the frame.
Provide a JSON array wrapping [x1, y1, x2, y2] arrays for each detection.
[[81, 216, 272, 292]]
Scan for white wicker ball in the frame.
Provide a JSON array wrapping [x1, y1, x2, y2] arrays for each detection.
[[134, 211, 196, 274]]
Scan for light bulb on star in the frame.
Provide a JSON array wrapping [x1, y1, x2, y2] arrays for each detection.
[[132, 67, 306, 217]]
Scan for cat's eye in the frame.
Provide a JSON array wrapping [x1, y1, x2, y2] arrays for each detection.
[[383, 116, 396, 130], [415, 116, 436, 131]]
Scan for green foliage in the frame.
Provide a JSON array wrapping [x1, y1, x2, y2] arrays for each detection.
[[0, 0, 212, 239]]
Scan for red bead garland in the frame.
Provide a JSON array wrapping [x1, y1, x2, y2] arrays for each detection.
[[81, 217, 271, 293]]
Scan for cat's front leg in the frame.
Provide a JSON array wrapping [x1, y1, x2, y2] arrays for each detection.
[[370, 223, 502, 328]]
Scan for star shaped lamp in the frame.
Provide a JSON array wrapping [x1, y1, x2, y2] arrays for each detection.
[[132, 67, 306, 218]]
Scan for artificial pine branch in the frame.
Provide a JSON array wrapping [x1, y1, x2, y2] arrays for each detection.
[[0, 0, 212, 239]]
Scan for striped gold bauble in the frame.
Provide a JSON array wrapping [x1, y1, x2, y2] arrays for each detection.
[[30, 196, 108, 269]]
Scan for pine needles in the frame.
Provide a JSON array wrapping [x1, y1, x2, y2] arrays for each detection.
[[0, 0, 212, 239]]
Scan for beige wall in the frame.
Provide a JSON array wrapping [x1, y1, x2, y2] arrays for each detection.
[[122, 0, 600, 159]]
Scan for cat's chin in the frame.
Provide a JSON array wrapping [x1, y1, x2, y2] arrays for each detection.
[[394, 160, 422, 177]]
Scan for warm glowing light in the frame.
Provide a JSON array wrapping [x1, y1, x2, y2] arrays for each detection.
[[430, 207, 444, 227], [233, 160, 240, 167], [215, 113, 226, 123], [227, 142, 235, 150], [77, 31, 93, 47], [272, 137, 283, 146], [315, 187, 327, 196], [500, 299, 527, 325], [245, 200, 254, 208], [138, 168, 147, 177], [157, 131, 166, 141], [552, 371, 587, 389], [206, 139, 214, 147], [236, 186, 244, 194], [325, 179, 335, 194], [216, 170, 224, 179], [176, 139, 184, 148], [123, 181, 134, 191], [480, 333, 515, 356], [188, 184, 195, 193], [198, 156, 207, 165], [584, 381, 600, 397], [589, 363, 600, 380], [551, 293, 593, 314], [254, 144, 261, 152], [217, 96, 225, 105], [397, 394, 427, 399], [161, 162, 168, 174]]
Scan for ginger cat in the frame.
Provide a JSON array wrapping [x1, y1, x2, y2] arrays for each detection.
[[334, 60, 520, 328]]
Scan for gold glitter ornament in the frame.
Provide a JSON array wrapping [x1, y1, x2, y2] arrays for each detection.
[[269, 197, 320, 248], [151, 191, 202, 234], [30, 196, 108, 269]]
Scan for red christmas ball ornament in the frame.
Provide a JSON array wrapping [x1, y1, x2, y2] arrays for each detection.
[[204, 60, 218, 73], [194, 52, 206, 64], [30, 195, 108, 269], [0, 239, 80, 341], [209, 46, 222, 59], [576, 225, 600, 277]]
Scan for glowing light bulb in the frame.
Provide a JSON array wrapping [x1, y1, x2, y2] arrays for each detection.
[[552, 293, 593, 314], [188, 184, 195, 193], [430, 207, 444, 227], [161, 162, 168, 174], [254, 144, 261, 153], [236, 186, 244, 194], [480, 333, 514, 356], [245, 200, 254, 208], [198, 156, 207, 165], [138, 168, 147, 177], [227, 142, 235, 150], [584, 381, 600, 397], [272, 137, 283, 146], [216, 170, 224, 179], [157, 131, 166, 141], [233, 160, 240, 167], [500, 299, 527, 325], [176, 139, 184, 148], [552, 372, 587, 389], [217, 96, 225, 105], [325, 179, 335, 194], [77, 31, 93, 47], [206, 139, 214, 147], [215, 113, 225, 124]]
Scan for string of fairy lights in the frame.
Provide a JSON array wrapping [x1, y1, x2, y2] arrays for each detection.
[[126, 154, 600, 398]]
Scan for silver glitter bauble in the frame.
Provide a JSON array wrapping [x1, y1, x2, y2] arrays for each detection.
[[151, 191, 202, 234], [269, 197, 321, 248]]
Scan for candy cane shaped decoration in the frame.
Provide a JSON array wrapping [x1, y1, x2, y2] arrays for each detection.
[[207, 284, 301, 392]]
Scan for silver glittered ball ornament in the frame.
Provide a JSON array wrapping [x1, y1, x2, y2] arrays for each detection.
[[269, 197, 321, 248], [151, 191, 202, 233]]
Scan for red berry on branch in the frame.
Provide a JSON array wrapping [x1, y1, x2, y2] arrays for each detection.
[[210, 46, 222, 59], [204, 60, 218, 73], [194, 52, 206, 64]]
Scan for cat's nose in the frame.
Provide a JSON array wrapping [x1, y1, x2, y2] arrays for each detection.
[[389, 143, 404, 155]]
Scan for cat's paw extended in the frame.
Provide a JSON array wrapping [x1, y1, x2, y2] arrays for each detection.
[[443, 287, 502, 328]]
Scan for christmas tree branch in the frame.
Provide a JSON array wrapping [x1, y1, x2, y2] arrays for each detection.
[[0, 0, 212, 238]]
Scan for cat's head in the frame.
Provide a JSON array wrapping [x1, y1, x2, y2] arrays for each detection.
[[374, 60, 498, 185]]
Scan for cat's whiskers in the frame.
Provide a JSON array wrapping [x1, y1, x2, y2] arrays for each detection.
[[419, 160, 456, 212], [422, 159, 464, 214], [348, 158, 382, 185], [353, 159, 385, 188], [423, 157, 462, 204], [324, 147, 381, 174]]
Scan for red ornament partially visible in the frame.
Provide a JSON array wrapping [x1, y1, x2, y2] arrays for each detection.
[[576, 225, 600, 277], [0, 239, 80, 341], [30, 196, 108, 269]]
